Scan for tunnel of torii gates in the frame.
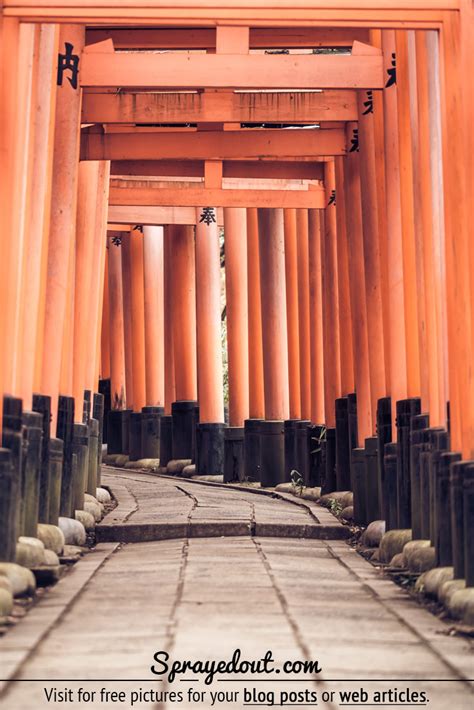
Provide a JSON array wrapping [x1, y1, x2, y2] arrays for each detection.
[[0, 3, 473, 577]]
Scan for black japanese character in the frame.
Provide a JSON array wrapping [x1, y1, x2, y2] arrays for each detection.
[[362, 90, 374, 115], [133, 224, 144, 233], [328, 189, 336, 206], [349, 128, 359, 153], [111, 235, 122, 247], [385, 52, 397, 88], [57, 42, 80, 89], [199, 207, 216, 225]]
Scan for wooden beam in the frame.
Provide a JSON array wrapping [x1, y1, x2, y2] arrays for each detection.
[[81, 127, 346, 160], [109, 205, 224, 226], [110, 159, 325, 180], [80, 52, 384, 90], [82, 89, 358, 124], [109, 185, 325, 209], [85, 27, 370, 50]]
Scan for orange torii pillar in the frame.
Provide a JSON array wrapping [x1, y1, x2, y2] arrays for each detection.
[[333, 158, 357, 494], [321, 164, 342, 493], [159, 226, 176, 468], [257, 208, 289, 486], [295, 209, 313, 484], [118, 229, 134, 454], [100, 249, 112, 446], [224, 208, 249, 482], [308, 209, 326, 489], [106, 235, 129, 458], [244, 208, 265, 481], [39, 25, 84, 523], [343, 123, 373, 526], [283, 209, 301, 481], [195, 207, 225, 475], [382, 30, 421, 531], [142, 226, 165, 459], [357, 88, 389, 522], [170, 225, 198, 463], [128, 227, 147, 461]]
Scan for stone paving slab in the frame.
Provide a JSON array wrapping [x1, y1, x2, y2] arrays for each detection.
[[97, 470, 350, 542]]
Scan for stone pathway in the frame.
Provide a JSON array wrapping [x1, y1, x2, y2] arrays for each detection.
[[96, 469, 347, 541], [0, 472, 472, 710]]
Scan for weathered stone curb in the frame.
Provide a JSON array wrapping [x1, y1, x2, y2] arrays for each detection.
[[0, 543, 119, 694]]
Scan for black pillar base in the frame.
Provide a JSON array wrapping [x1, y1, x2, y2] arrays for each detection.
[[87, 418, 99, 495], [56, 395, 75, 519], [98, 378, 111, 443], [284, 419, 300, 481], [129, 412, 143, 462], [396, 397, 422, 529], [429, 429, 449, 547], [196, 422, 225, 476], [159, 415, 173, 467], [0, 448, 15, 562], [352, 447, 368, 526], [224, 426, 245, 483], [364, 436, 380, 524], [335, 398, 351, 491], [383, 442, 398, 531], [451, 460, 474, 580], [296, 420, 311, 485], [376, 396, 392, 524], [244, 418, 263, 482], [409, 414, 430, 538], [21, 411, 43, 538], [260, 420, 285, 488], [463, 465, 474, 587], [141, 406, 164, 459], [83, 389, 92, 424], [435, 451, 461, 567], [172, 400, 198, 460], [48, 438, 64, 525], [71, 423, 89, 513], [191, 404, 200, 465], [322, 427, 337, 495], [2, 396, 23, 561], [308, 424, 325, 488], [92, 392, 105, 485], [347, 393, 358, 489], [107, 409, 131, 455]]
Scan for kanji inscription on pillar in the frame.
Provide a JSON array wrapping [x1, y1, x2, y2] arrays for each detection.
[[385, 52, 397, 88], [349, 128, 359, 153], [362, 90, 374, 115], [57, 42, 80, 89], [199, 207, 217, 225], [327, 189, 336, 206]]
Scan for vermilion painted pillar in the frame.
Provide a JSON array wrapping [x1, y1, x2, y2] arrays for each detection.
[[163, 227, 176, 415], [224, 208, 249, 481], [283, 209, 301, 420], [357, 90, 387, 421], [334, 158, 354, 396], [107, 236, 126, 411], [195, 208, 225, 475], [87, 161, 110, 395], [17, 24, 58, 410], [224, 208, 249, 427], [425, 31, 448, 428], [40, 24, 84, 430], [244, 208, 265, 481], [396, 30, 421, 400], [258, 209, 289, 486], [344, 123, 372, 445], [129, 228, 147, 413], [171, 225, 198, 461], [370, 30, 392, 387], [72, 161, 101, 421], [143, 226, 165, 407], [120, 231, 134, 411], [101, 252, 111, 382], [322, 165, 341, 427], [59, 224, 75, 398], [308, 210, 325, 427], [296, 209, 312, 422], [440, 15, 473, 457], [160, 226, 176, 468], [382, 29, 408, 423]]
